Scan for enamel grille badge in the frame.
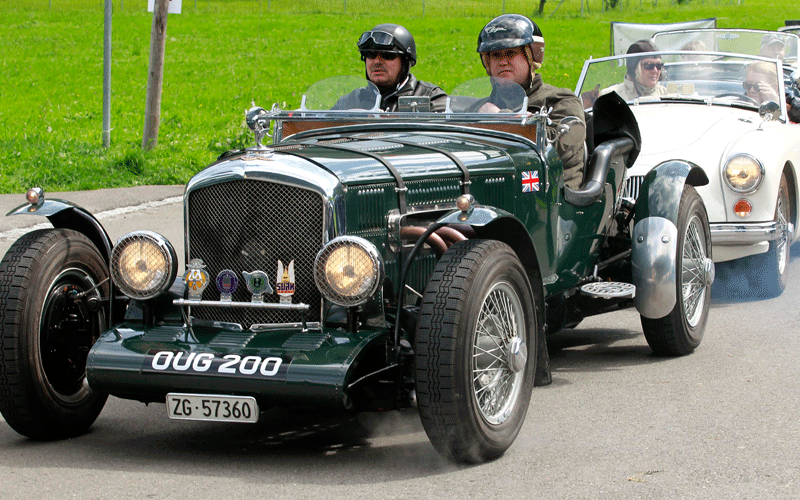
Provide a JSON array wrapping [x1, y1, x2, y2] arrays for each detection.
[[276, 260, 296, 304], [215, 270, 238, 301], [243, 270, 273, 303], [183, 259, 210, 300]]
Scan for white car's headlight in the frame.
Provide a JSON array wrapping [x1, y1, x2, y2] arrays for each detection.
[[723, 154, 763, 193], [110, 231, 178, 300], [314, 236, 383, 307]]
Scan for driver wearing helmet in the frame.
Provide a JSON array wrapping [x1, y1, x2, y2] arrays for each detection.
[[334, 23, 447, 112], [477, 14, 586, 189]]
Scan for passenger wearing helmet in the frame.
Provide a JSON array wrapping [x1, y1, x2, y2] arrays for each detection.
[[601, 40, 668, 101], [477, 14, 586, 189], [334, 23, 447, 112]]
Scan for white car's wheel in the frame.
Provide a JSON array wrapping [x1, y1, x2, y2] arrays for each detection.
[[749, 174, 792, 297]]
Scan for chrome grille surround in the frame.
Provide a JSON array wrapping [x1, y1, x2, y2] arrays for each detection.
[[186, 179, 324, 328]]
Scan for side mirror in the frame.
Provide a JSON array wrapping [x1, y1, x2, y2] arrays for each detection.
[[758, 100, 781, 121], [554, 116, 586, 147]]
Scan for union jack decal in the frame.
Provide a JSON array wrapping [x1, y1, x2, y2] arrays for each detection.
[[521, 171, 540, 193]]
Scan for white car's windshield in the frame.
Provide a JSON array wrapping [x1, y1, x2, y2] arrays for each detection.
[[651, 29, 799, 68], [575, 52, 786, 117]]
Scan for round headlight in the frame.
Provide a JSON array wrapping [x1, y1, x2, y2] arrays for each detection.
[[110, 231, 177, 300], [314, 236, 383, 307], [723, 154, 763, 193]]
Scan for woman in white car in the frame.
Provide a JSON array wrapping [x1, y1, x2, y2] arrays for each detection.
[[601, 40, 668, 101]]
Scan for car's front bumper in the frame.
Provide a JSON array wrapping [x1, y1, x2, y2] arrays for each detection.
[[710, 221, 783, 245], [710, 221, 787, 262], [86, 322, 387, 409]]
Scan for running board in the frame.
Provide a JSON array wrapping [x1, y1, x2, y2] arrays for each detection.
[[580, 282, 636, 299]]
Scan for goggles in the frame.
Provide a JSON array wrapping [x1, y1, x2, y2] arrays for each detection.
[[358, 30, 396, 49], [641, 62, 664, 71]]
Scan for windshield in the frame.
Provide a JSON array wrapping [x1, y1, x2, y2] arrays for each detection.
[[651, 29, 799, 68], [575, 51, 787, 118], [297, 75, 528, 115]]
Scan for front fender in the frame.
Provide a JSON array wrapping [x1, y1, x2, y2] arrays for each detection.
[[631, 160, 706, 319], [633, 160, 708, 227], [8, 198, 113, 263]]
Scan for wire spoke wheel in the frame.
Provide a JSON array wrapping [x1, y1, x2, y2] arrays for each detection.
[[681, 214, 708, 328], [415, 239, 539, 463], [749, 173, 792, 297], [642, 185, 711, 356], [472, 282, 524, 425]]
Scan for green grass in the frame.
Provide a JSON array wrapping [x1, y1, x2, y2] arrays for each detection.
[[1, 0, 796, 193]]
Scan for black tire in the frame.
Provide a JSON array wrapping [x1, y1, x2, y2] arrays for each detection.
[[0, 229, 109, 439], [642, 186, 712, 356], [748, 173, 791, 298], [415, 239, 538, 463]]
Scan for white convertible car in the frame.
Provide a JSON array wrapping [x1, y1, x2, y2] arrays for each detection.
[[576, 30, 800, 297]]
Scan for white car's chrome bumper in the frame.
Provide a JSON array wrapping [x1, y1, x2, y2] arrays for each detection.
[[710, 222, 783, 245]]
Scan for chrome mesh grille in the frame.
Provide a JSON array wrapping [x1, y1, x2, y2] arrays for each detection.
[[623, 175, 644, 201], [187, 179, 323, 328]]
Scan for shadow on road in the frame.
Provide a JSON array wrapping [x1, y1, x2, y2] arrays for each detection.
[[1, 403, 462, 482], [711, 243, 800, 303]]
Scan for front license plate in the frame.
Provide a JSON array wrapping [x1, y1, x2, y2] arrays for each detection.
[[166, 393, 258, 423]]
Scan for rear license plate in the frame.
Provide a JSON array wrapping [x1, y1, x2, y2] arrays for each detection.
[[166, 393, 258, 423]]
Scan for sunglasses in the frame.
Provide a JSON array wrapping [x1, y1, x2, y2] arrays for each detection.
[[358, 30, 395, 48], [742, 81, 760, 91], [361, 51, 400, 61], [641, 62, 664, 71]]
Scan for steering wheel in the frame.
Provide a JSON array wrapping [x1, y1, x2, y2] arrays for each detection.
[[714, 93, 759, 106]]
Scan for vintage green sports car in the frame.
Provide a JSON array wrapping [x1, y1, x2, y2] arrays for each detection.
[[0, 77, 714, 463]]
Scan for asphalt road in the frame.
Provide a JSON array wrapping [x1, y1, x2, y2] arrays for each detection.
[[0, 188, 799, 499]]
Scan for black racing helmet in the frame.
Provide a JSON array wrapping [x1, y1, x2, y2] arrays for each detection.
[[358, 23, 417, 67], [477, 14, 545, 65]]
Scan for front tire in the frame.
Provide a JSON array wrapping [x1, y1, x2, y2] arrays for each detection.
[[749, 173, 792, 297], [0, 229, 109, 439], [415, 239, 538, 463], [642, 186, 712, 356]]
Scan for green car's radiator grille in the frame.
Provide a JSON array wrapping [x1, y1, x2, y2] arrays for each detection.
[[187, 179, 323, 328]]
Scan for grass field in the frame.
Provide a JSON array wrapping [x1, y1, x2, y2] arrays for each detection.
[[1, 0, 796, 194]]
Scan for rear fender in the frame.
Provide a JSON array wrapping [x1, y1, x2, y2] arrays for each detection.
[[632, 160, 707, 319]]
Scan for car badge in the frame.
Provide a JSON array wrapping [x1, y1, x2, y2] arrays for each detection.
[[276, 260, 296, 304], [183, 258, 210, 300], [521, 170, 540, 193], [243, 270, 273, 303], [215, 270, 239, 302]]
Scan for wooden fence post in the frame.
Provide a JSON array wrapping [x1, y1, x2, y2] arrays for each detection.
[[142, 0, 169, 150]]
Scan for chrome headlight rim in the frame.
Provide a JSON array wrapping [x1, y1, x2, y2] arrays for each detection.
[[313, 235, 384, 307], [110, 230, 178, 300], [723, 153, 764, 194]]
